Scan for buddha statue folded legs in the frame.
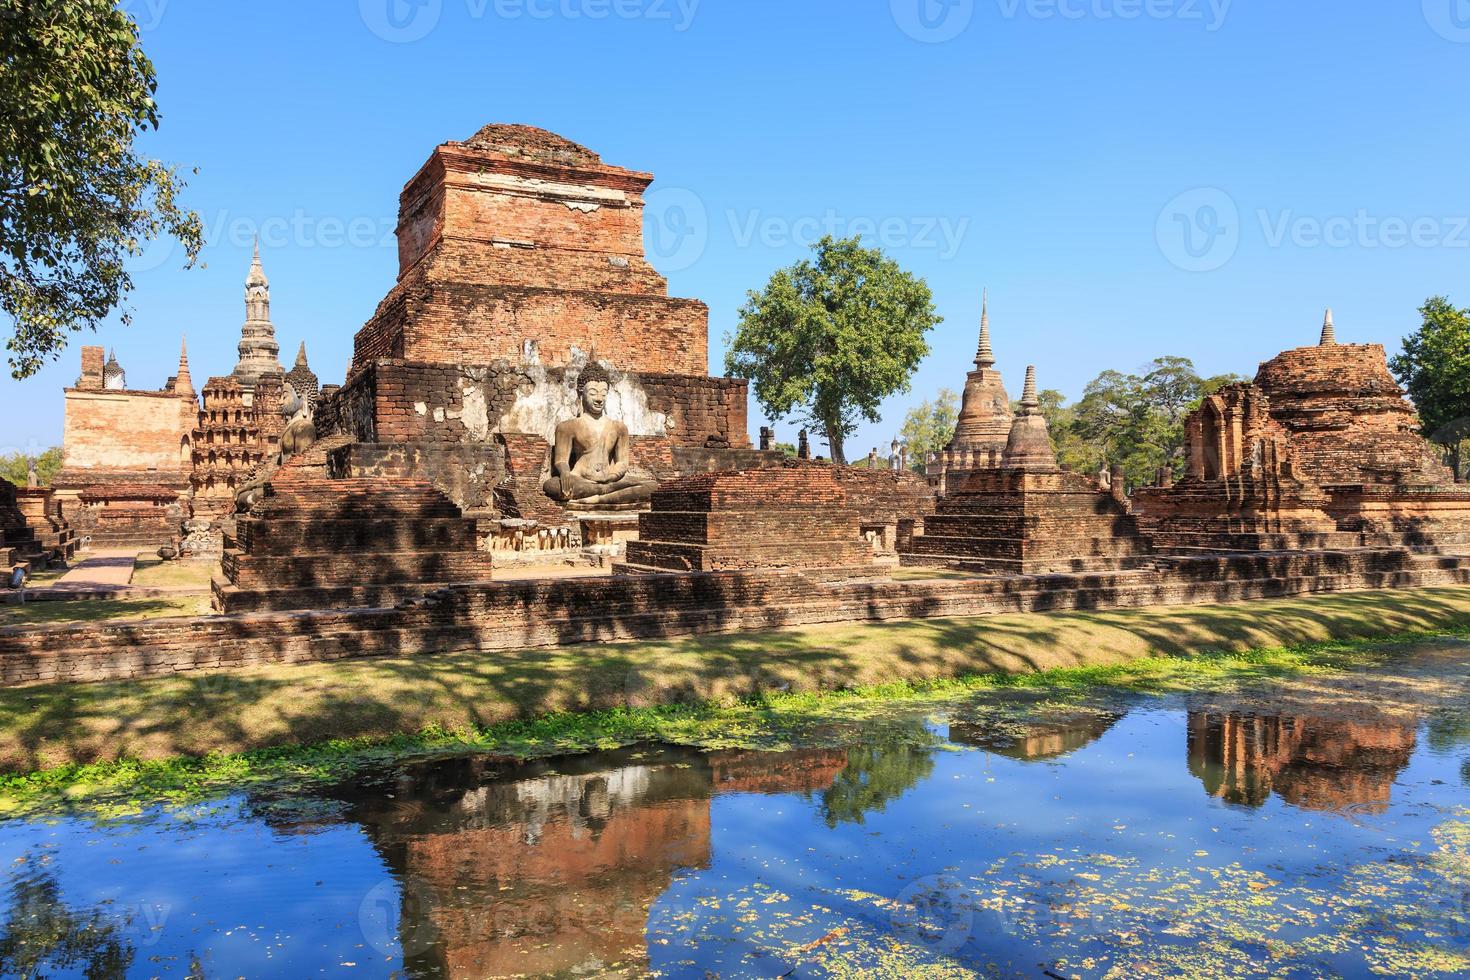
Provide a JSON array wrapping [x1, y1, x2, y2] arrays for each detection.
[[542, 363, 657, 511]]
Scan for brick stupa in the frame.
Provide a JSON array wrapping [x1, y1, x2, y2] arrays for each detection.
[[903, 368, 1153, 574], [1135, 310, 1470, 547]]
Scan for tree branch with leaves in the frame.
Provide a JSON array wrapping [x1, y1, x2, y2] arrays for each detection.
[[0, 0, 203, 379]]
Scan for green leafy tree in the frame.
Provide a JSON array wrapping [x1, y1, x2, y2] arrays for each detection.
[[1, 0, 203, 379], [1064, 358, 1245, 488], [898, 388, 959, 470], [1037, 388, 1104, 475], [0, 447, 62, 487], [725, 236, 941, 465], [1390, 296, 1470, 478]]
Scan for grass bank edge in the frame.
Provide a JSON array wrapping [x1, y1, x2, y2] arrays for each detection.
[[1, 625, 1463, 819]]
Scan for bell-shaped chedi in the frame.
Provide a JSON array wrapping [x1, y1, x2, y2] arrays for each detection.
[[1001, 366, 1059, 472], [947, 290, 1013, 461], [902, 366, 1152, 574]]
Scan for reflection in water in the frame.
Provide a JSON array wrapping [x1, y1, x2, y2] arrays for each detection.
[[948, 713, 1121, 761], [3, 654, 1468, 979], [0, 865, 135, 980], [1187, 709, 1417, 813], [820, 739, 936, 827], [343, 746, 849, 978]]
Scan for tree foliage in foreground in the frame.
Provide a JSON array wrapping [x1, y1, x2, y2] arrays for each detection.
[[0, 0, 202, 379], [726, 236, 941, 465], [1390, 296, 1470, 478]]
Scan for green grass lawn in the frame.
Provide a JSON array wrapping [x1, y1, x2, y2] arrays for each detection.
[[128, 554, 217, 590], [0, 594, 212, 629]]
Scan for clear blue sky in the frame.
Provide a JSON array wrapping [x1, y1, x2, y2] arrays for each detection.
[[3, 0, 1468, 459]]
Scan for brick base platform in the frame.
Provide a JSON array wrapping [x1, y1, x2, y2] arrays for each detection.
[[622, 464, 880, 576], [902, 469, 1153, 574], [5, 545, 1470, 686], [214, 470, 494, 613]]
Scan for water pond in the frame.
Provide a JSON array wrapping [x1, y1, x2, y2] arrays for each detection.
[[0, 643, 1467, 978]]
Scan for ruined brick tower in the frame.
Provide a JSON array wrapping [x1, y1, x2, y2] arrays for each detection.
[[322, 124, 756, 522], [351, 124, 716, 380]]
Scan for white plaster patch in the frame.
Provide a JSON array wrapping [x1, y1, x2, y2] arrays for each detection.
[[564, 201, 601, 213], [460, 377, 491, 441], [497, 347, 668, 444], [414, 402, 428, 416], [433, 407, 445, 423]]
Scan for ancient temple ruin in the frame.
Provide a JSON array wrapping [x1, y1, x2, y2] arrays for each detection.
[[1134, 310, 1470, 550], [310, 124, 765, 563], [903, 368, 1152, 573]]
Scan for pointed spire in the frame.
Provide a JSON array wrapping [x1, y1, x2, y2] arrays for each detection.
[[246, 235, 268, 287], [975, 288, 995, 369], [175, 336, 194, 396], [1019, 365, 1039, 412], [294, 341, 309, 368], [1320, 307, 1336, 346]]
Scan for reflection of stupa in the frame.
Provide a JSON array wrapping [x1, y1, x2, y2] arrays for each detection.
[[342, 747, 847, 978], [1187, 711, 1417, 814], [948, 714, 1121, 761]]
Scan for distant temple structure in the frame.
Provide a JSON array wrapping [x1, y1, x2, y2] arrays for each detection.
[[1132, 309, 1470, 549], [54, 245, 318, 547]]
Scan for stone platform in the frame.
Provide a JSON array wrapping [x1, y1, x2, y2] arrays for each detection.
[[214, 471, 494, 614], [7, 543, 1470, 686]]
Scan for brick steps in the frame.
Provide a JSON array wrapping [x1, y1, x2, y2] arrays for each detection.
[[215, 473, 493, 613], [7, 546, 1470, 685], [235, 519, 480, 555]]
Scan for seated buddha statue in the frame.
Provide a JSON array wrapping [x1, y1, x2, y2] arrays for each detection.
[[542, 363, 657, 510]]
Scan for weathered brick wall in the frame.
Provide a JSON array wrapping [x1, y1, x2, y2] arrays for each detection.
[[905, 468, 1151, 573], [351, 125, 713, 378], [330, 359, 749, 450], [625, 463, 878, 573], [61, 388, 192, 475], [355, 280, 710, 378], [216, 472, 493, 613]]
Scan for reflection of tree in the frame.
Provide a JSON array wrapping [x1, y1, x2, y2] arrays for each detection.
[[1427, 711, 1470, 754], [821, 740, 935, 827], [0, 866, 135, 980]]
